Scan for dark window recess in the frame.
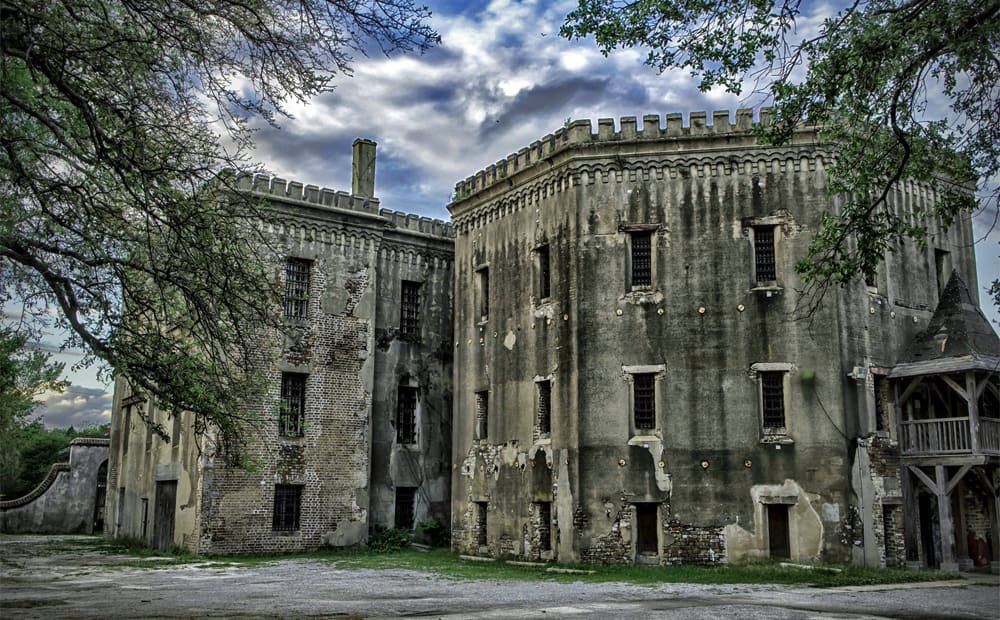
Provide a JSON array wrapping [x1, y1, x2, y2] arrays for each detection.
[[396, 386, 418, 444], [538, 244, 551, 299], [633, 373, 656, 430], [284, 259, 311, 319], [479, 268, 490, 320], [536, 501, 552, 552], [761, 372, 785, 428], [280, 373, 306, 437], [475, 391, 489, 439], [476, 502, 488, 547], [754, 226, 777, 282], [874, 375, 889, 432], [400, 281, 421, 340], [631, 232, 652, 287], [272, 484, 303, 532], [394, 487, 416, 530], [536, 381, 552, 436]]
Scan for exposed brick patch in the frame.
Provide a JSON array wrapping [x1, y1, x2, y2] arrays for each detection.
[[662, 520, 725, 565]]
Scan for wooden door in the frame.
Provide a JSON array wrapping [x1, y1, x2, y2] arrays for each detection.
[[768, 504, 790, 559], [154, 481, 177, 552], [635, 504, 658, 554]]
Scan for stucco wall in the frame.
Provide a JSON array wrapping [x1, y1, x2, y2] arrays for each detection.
[[2, 439, 109, 534]]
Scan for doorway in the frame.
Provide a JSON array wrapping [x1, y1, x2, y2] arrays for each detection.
[[634, 503, 658, 558], [767, 504, 790, 559], [154, 480, 177, 552], [918, 493, 938, 568]]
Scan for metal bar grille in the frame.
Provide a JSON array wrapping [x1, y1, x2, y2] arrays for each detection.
[[396, 386, 417, 444], [538, 245, 551, 299], [400, 281, 420, 339], [633, 373, 656, 430], [272, 484, 302, 531], [284, 259, 310, 319], [631, 233, 652, 286], [280, 373, 306, 437], [536, 381, 551, 435], [761, 372, 785, 428], [394, 487, 416, 530], [754, 227, 776, 282]]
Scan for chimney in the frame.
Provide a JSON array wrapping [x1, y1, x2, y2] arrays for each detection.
[[352, 138, 377, 198]]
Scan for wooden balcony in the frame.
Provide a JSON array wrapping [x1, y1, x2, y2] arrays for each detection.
[[900, 416, 1000, 458]]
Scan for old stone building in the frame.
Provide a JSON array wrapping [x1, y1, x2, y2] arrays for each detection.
[[105, 141, 454, 553], [447, 111, 998, 570]]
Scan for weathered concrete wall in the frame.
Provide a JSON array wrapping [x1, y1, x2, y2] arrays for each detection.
[[2, 439, 109, 534], [448, 111, 977, 566]]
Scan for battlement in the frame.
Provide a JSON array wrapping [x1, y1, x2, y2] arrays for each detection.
[[234, 173, 451, 238], [452, 109, 783, 201]]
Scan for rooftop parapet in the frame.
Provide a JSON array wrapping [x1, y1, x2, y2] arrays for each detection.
[[233, 173, 451, 238], [452, 109, 781, 201]]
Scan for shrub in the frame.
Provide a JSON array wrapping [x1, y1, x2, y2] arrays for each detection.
[[415, 519, 450, 548], [368, 526, 412, 553]]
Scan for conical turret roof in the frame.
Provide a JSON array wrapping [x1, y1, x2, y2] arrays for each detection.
[[889, 270, 1000, 378]]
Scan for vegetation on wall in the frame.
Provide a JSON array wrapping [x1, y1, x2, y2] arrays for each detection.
[[562, 0, 999, 312], [1, 1, 439, 462]]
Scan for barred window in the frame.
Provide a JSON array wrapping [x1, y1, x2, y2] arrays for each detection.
[[754, 226, 777, 282], [395, 487, 416, 530], [535, 501, 552, 552], [284, 259, 311, 319], [761, 372, 786, 429], [272, 484, 302, 532], [400, 281, 421, 340], [476, 501, 488, 547], [280, 373, 306, 437], [396, 386, 417, 444], [630, 232, 652, 287], [536, 380, 551, 436], [537, 244, 551, 299], [478, 267, 490, 320], [475, 390, 489, 440], [633, 373, 656, 430]]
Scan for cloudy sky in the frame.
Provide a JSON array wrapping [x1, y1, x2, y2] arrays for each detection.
[[25, 0, 1000, 428]]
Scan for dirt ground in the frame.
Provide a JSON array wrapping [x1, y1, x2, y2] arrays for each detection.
[[1, 535, 998, 619]]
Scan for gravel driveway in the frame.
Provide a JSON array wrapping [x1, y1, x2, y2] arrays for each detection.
[[2, 535, 997, 619]]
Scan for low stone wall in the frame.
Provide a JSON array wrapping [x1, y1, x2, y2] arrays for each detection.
[[0, 439, 109, 534]]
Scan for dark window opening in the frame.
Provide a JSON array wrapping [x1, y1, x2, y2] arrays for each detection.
[[874, 375, 889, 432], [400, 281, 421, 340], [396, 386, 418, 444], [934, 248, 952, 297], [633, 373, 656, 430], [536, 501, 552, 552], [284, 259, 311, 319], [536, 380, 551, 436], [395, 487, 416, 530], [280, 373, 306, 437], [630, 232, 652, 287], [140, 498, 149, 540], [476, 501, 488, 547], [478, 267, 490, 320], [537, 244, 551, 299], [475, 391, 489, 440], [761, 372, 785, 429], [754, 226, 777, 282], [272, 484, 303, 532]]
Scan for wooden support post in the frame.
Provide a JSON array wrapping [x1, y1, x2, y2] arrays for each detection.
[[901, 466, 921, 568], [966, 372, 980, 453], [935, 465, 959, 572]]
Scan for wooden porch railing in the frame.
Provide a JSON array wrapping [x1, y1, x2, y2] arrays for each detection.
[[901, 416, 1000, 456]]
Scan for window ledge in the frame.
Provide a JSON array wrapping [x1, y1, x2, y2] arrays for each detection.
[[750, 284, 782, 295], [628, 434, 661, 446], [759, 434, 794, 445], [620, 289, 664, 306], [533, 437, 552, 447]]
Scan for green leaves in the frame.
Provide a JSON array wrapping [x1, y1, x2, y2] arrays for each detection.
[[1, 1, 437, 462], [563, 1, 999, 311]]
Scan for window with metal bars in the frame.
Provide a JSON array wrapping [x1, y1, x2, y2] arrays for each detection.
[[535, 501, 552, 552], [537, 244, 551, 299], [284, 259, 310, 319], [633, 373, 656, 430], [279, 373, 306, 437], [272, 484, 302, 532], [760, 372, 786, 429], [475, 390, 489, 440], [754, 226, 777, 282], [394, 487, 416, 530], [400, 281, 421, 340], [396, 386, 417, 444], [536, 380, 551, 436], [630, 232, 652, 287]]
